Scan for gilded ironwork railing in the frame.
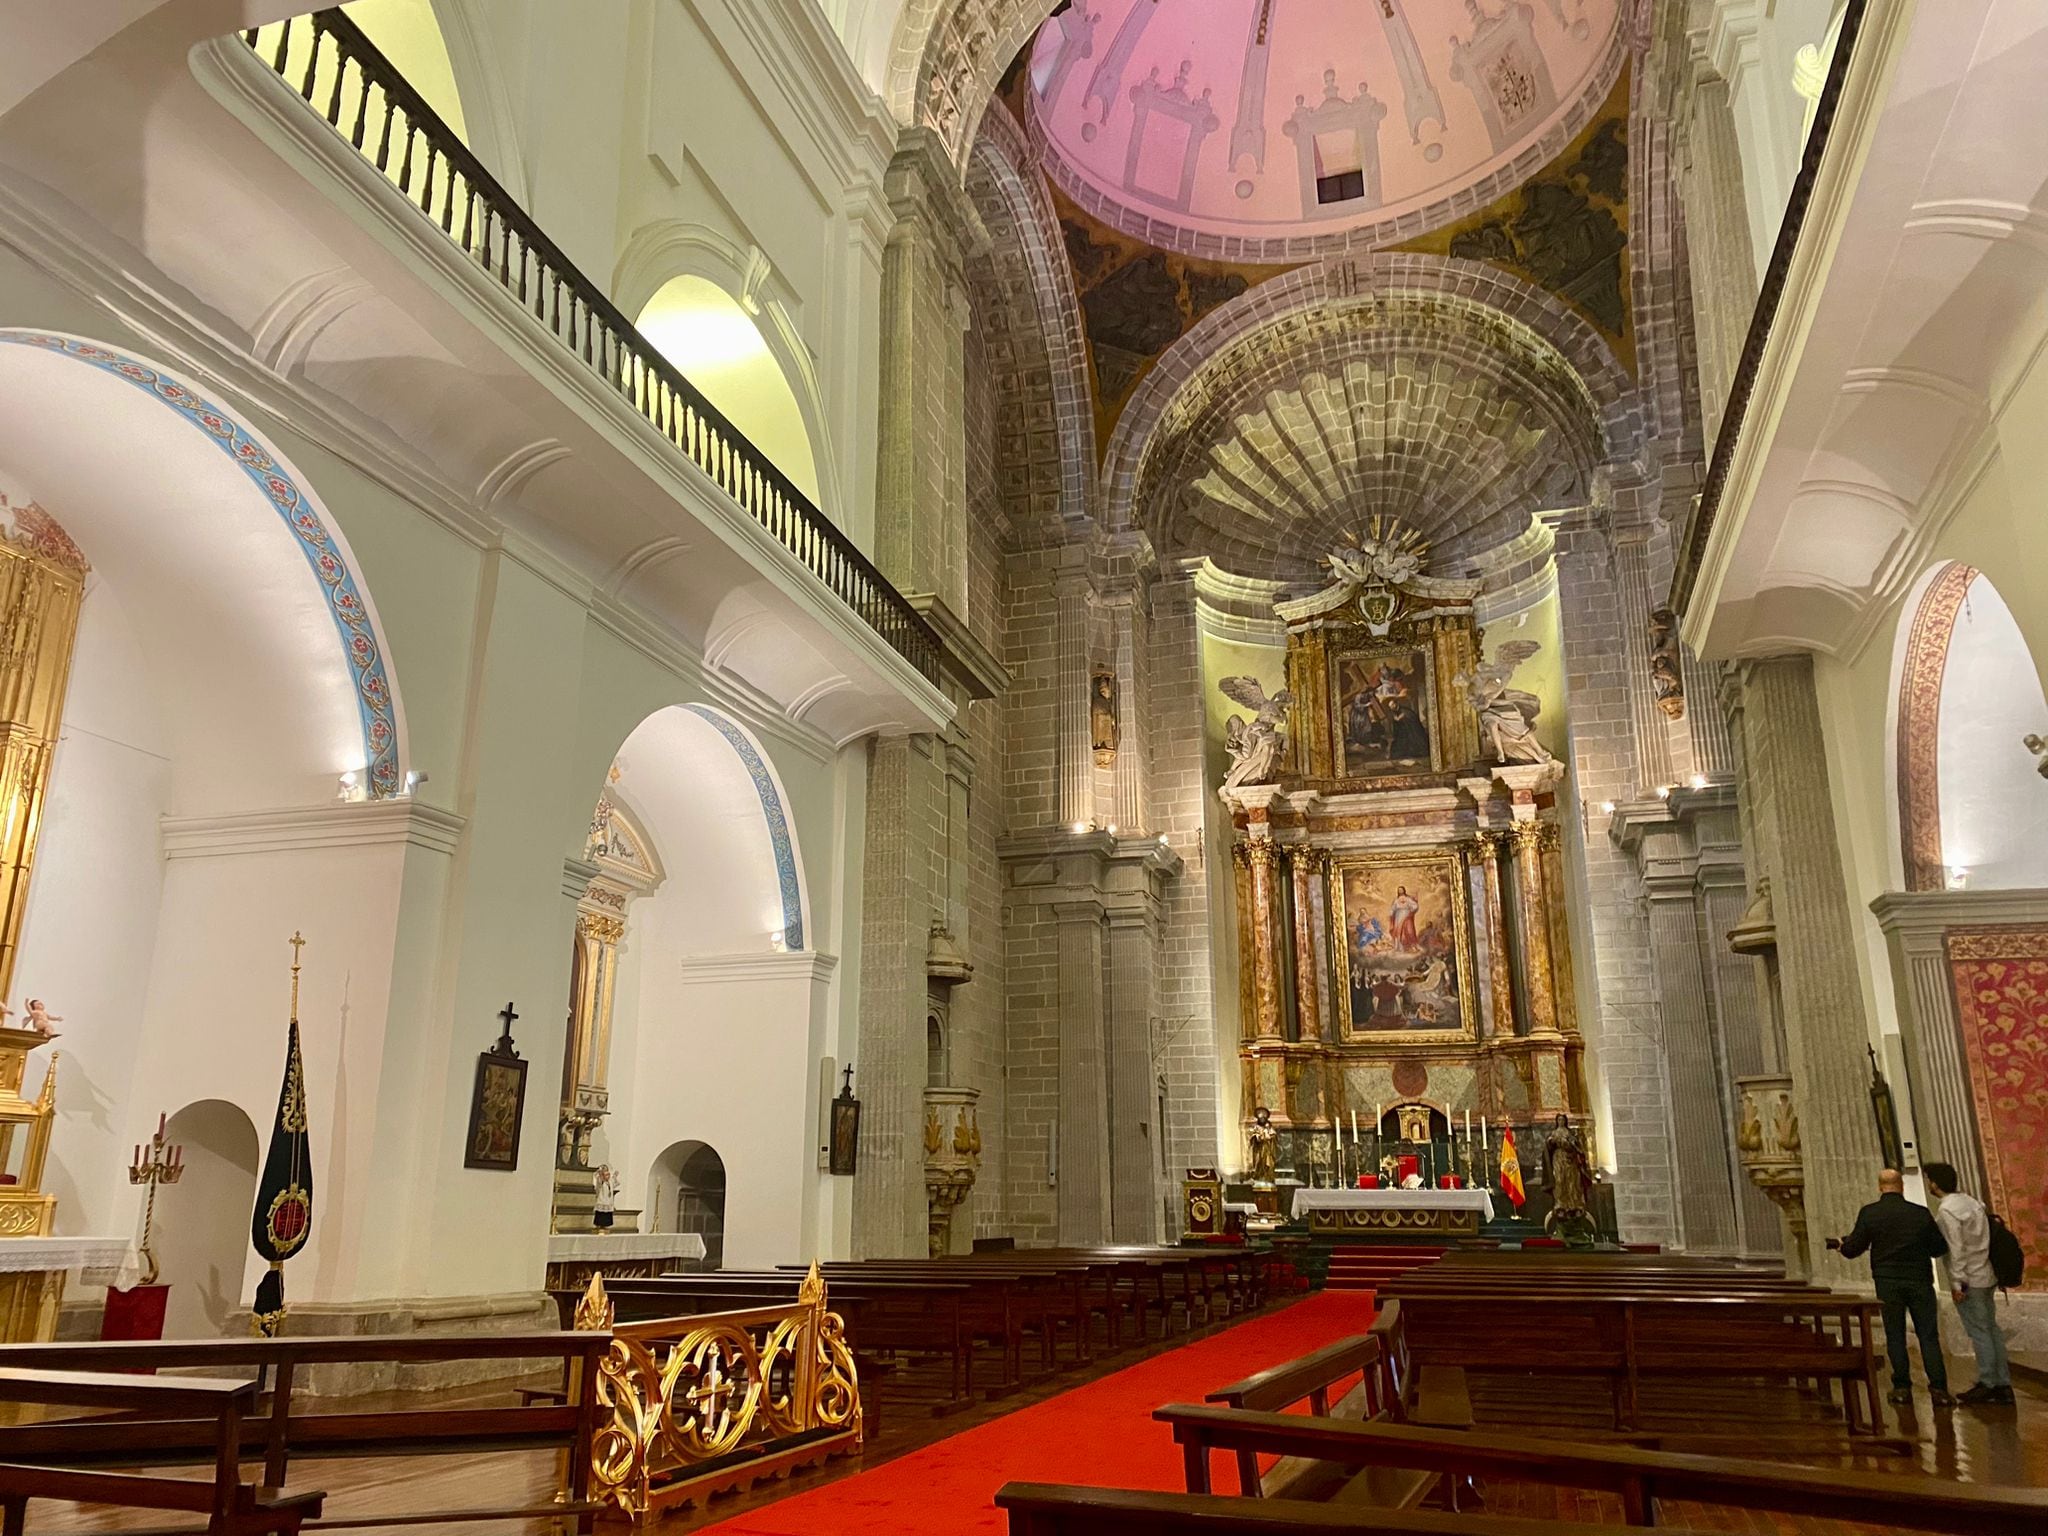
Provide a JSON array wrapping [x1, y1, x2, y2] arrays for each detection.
[[573, 1267, 861, 1520], [240, 12, 941, 685]]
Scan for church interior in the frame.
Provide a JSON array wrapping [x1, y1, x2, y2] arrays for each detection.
[[0, 0, 2044, 1531]]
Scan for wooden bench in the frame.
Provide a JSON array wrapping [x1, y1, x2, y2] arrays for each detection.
[[994, 1483, 1662, 1535], [1143, 1412, 2048, 1535], [0, 1367, 325, 1536], [1375, 1289, 1883, 1434], [0, 1331, 609, 1531], [1366, 1302, 1469, 1431], [1198, 1336, 1428, 1509]]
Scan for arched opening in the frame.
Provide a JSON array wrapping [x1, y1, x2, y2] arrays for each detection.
[[648, 1140, 727, 1270], [635, 277, 822, 506], [551, 704, 817, 1267], [926, 1012, 948, 1087], [0, 333, 408, 1306], [148, 1100, 260, 1339], [1894, 563, 2048, 890]]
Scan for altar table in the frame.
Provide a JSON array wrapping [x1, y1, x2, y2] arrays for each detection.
[[544, 1232, 706, 1291], [1290, 1187, 1495, 1238]]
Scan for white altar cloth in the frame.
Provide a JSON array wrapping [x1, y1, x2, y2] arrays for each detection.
[[0, 1236, 130, 1282], [1290, 1188, 1494, 1222], [546, 1232, 705, 1265]]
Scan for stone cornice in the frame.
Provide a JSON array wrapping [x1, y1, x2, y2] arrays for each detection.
[[672, 950, 840, 985], [1869, 887, 2048, 938], [906, 592, 1011, 700], [162, 800, 465, 860]]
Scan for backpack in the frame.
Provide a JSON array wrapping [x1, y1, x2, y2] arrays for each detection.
[[1987, 1210, 2025, 1290]]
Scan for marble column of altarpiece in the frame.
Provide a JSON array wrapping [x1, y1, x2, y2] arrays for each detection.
[[1222, 773, 1586, 1181]]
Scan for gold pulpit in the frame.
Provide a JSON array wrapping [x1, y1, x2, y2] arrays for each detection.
[[0, 1028, 57, 1238]]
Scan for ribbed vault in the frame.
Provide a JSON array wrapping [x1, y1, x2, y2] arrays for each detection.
[[1135, 293, 1604, 580]]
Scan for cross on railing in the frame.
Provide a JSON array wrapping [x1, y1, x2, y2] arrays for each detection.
[[241, 11, 941, 686]]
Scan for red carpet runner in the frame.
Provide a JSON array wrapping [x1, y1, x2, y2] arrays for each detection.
[[703, 1289, 1376, 1536]]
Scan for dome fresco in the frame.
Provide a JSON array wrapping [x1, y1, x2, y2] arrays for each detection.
[[1027, 0, 1624, 258]]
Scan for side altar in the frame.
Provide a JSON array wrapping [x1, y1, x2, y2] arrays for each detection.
[[1220, 525, 1590, 1215]]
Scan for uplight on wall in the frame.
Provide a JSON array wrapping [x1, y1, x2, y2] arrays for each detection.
[[1689, 774, 1709, 789], [768, 928, 788, 952], [336, 770, 367, 804], [1944, 866, 1970, 891]]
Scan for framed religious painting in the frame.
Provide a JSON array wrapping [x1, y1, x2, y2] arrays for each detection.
[[1330, 849, 1476, 1041], [1330, 646, 1437, 777], [464, 1012, 528, 1171]]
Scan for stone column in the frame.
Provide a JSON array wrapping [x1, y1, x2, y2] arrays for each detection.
[[1641, 869, 1739, 1254], [1734, 656, 1878, 1289], [1478, 833, 1515, 1039], [1111, 586, 1150, 836], [1614, 532, 1674, 794], [1245, 838, 1286, 1040], [561, 904, 625, 1161], [1055, 897, 1112, 1244], [1286, 846, 1323, 1043], [853, 735, 948, 1257], [1509, 823, 1561, 1037], [1106, 904, 1160, 1242], [1538, 823, 1579, 1035], [1057, 559, 1094, 828]]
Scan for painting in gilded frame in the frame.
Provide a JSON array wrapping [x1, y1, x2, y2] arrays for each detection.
[[1330, 850, 1475, 1039], [1332, 646, 1436, 777]]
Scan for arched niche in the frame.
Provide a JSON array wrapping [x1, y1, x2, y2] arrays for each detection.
[[559, 703, 823, 1267], [633, 275, 824, 512], [150, 1100, 260, 1339], [0, 333, 411, 1289], [1893, 562, 2048, 890], [647, 1139, 727, 1269]]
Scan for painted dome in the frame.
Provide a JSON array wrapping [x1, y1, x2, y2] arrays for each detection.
[[1027, 0, 1624, 259]]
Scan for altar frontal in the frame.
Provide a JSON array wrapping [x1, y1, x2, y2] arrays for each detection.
[[1219, 522, 1588, 1232]]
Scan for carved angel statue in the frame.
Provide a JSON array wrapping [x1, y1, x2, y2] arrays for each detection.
[[1462, 640, 1555, 766], [1327, 536, 1423, 590], [1219, 675, 1292, 788]]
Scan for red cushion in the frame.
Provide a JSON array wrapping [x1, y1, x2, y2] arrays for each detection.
[[1437, 1175, 1464, 1189], [1355, 1174, 1380, 1189], [1396, 1155, 1420, 1180]]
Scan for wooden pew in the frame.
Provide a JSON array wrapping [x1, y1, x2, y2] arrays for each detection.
[[0, 1331, 609, 1531], [1365, 1303, 1468, 1431], [1149, 1411, 2048, 1535], [995, 1483, 1665, 1535], [1199, 1336, 1428, 1508], [1375, 1286, 1884, 1435], [0, 1367, 325, 1536]]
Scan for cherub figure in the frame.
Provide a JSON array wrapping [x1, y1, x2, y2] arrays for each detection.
[[22, 999, 59, 1035], [1461, 640, 1555, 766], [1219, 675, 1293, 788]]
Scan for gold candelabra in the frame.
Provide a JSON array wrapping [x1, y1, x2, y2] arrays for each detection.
[[127, 1113, 184, 1286]]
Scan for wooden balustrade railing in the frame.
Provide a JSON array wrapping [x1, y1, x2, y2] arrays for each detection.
[[240, 10, 942, 686], [574, 1266, 862, 1519]]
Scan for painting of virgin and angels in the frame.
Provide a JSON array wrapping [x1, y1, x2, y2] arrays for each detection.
[[1335, 649, 1435, 776], [1334, 856, 1471, 1036]]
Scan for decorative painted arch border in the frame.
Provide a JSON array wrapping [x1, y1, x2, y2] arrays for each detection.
[[0, 331, 403, 796], [1100, 252, 1638, 537], [681, 704, 807, 951], [1895, 561, 1979, 892]]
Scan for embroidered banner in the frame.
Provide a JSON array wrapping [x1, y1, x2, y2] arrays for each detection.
[[1947, 925, 2048, 1289]]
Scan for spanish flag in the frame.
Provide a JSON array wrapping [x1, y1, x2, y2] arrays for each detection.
[[251, 935, 315, 1336], [1499, 1125, 1526, 1209]]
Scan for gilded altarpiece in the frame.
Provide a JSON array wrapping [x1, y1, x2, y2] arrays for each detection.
[[1220, 538, 1586, 1180]]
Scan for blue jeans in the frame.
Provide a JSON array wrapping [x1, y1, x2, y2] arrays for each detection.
[[1875, 1278, 1948, 1392], [1954, 1284, 2010, 1389]]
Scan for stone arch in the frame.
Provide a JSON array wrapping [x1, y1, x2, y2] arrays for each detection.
[[1100, 255, 1634, 573], [647, 1138, 727, 1267], [0, 331, 406, 800], [966, 105, 1098, 539], [151, 1099, 262, 1339], [1892, 562, 2048, 891]]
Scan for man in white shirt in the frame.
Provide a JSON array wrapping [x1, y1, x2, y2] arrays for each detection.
[[1922, 1162, 2012, 1406]]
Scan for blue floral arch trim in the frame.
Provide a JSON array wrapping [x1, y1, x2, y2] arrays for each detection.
[[681, 705, 804, 950], [0, 332, 401, 796]]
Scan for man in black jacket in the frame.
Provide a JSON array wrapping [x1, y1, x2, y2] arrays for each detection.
[[1831, 1169, 1953, 1406]]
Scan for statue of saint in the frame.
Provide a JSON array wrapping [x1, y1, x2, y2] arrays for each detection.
[[1090, 671, 1119, 766], [1541, 1114, 1594, 1238], [1245, 1105, 1279, 1186]]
